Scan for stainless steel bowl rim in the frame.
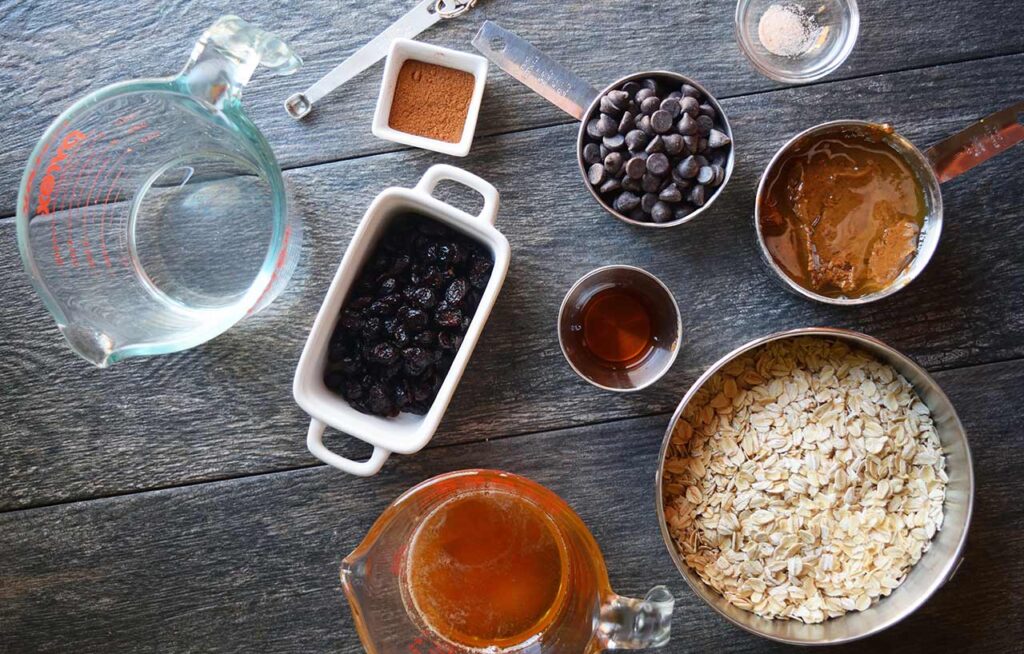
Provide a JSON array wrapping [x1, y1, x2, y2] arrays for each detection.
[[753, 120, 945, 306], [576, 70, 736, 229], [557, 264, 682, 393], [654, 326, 974, 645]]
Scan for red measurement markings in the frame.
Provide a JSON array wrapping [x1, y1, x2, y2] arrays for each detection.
[[97, 157, 128, 269], [77, 134, 118, 269], [246, 224, 294, 316], [63, 131, 108, 268], [39, 130, 89, 266], [114, 111, 141, 127]]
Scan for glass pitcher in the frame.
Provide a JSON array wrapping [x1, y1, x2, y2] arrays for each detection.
[[15, 16, 302, 367], [342, 469, 675, 653]]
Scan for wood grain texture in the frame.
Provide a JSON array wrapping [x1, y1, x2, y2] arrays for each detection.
[[1, 359, 1021, 653], [3, 0, 1024, 216], [2, 54, 1023, 510]]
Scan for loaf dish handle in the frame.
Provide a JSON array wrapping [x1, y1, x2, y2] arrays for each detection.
[[306, 418, 391, 476], [415, 164, 499, 225]]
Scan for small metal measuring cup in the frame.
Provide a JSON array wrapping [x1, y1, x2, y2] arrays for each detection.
[[754, 101, 1024, 304], [558, 265, 682, 392], [473, 22, 735, 228]]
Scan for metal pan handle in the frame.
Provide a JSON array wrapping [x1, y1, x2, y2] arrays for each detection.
[[925, 100, 1024, 183], [472, 21, 600, 121]]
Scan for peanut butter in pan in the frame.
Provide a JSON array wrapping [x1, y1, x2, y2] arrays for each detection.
[[759, 125, 928, 298]]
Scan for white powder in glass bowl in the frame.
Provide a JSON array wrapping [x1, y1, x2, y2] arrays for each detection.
[[758, 4, 823, 57]]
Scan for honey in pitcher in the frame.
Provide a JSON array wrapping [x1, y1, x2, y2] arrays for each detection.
[[759, 125, 928, 298], [404, 490, 568, 649]]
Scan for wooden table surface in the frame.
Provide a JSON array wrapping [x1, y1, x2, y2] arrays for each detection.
[[2, 1, 1022, 652]]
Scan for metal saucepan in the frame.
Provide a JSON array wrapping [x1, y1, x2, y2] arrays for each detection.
[[473, 21, 735, 228], [655, 327, 974, 645], [755, 102, 1024, 304]]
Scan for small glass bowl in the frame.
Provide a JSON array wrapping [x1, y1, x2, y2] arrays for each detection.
[[735, 0, 859, 84]]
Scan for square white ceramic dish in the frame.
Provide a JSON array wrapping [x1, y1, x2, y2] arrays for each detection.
[[293, 165, 510, 476], [371, 39, 489, 157]]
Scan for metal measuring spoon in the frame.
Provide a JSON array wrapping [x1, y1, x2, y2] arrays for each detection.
[[284, 0, 477, 119]]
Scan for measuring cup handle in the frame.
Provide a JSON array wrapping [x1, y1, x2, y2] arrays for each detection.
[[925, 100, 1024, 184], [306, 419, 391, 476], [415, 164, 500, 225], [472, 21, 600, 120]]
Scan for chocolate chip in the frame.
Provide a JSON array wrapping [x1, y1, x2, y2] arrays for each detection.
[[662, 133, 684, 155], [607, 90, 629, 108], [621, 176, 642, 192], [677, 113, 698, 135], [600, 177, 622, 195], [645, 135, 665, 154], [710, 164, 726, 187], [680, 96, 700, 117], [696, 114, 714, 136], [621, 81, 641, 97], [647, 152, 670, 176], [689, 184, 706, 206], [641, 173, 663, 193], [625, 129, 649, 151], [602, 133, 626, 150], [651, 201, 673, 223], [588, 163, 607, 185], [600, 96, 622, 116], [660, 97, 682, 119], [641, 77, 659, 91], [641, 192, 658, 213], [625, 156, 647, 179], [635, 87, 656, 103], [640, 96, 661, 115], [604, 152, 624, 175], [696, 165, 714, 185], [676, 155, 699, 179], [583, 142, 601, 165], [681, 84, 701, 99], [613, 191, 641, 212], [682, 134, 700, 153], [699, 103, 716, 119], [674, 205, 695, 221], [651, 110, 673, 134], [638, 114, 654, 135], [659, 184, 682, 203], [708, 129, 731, 149], [586, 118, 603, 139], [618, 110, 635, 134], [597, 113, 618, 136]]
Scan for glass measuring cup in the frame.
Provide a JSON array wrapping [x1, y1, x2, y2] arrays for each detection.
[[16, 16, 303, 367], [342, 469, 675, 653]]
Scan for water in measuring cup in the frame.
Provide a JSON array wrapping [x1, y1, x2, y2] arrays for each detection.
[[129, 151, 275, 312]]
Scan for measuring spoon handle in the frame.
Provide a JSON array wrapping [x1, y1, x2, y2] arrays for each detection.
[[472, 21, 599, 121], [926, 100, 1024, 183]]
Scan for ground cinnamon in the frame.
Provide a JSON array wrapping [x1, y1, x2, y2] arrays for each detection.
[[389, 60, 475, 143]]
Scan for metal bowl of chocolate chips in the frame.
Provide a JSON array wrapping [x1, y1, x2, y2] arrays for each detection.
[[578, 72, 735, 227]]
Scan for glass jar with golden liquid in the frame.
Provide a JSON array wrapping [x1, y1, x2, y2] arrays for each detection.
[[341, 470, 674, 653]]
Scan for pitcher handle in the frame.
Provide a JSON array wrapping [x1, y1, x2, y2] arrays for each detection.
[[415, 164, 500, 225], [306, 419, 391, 477], [596, 586, 674, 650], [925, 100, 1024, 183], [472, 21, 600, 120], [180, 15, 302, 109]]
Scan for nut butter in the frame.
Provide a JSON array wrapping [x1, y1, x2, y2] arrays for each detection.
[[759, 124, 928, 298]]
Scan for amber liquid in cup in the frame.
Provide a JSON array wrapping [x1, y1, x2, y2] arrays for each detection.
[[575, 287, 655, 368], [404, 490, 569, 649]]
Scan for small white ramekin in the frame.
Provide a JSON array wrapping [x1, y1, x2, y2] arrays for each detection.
[[371, 39, 489, 157], [293, 165, 510, 476]]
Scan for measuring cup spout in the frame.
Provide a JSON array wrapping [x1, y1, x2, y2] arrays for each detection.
[[180, 15, 302, 109], [59, 324, 117, 368]]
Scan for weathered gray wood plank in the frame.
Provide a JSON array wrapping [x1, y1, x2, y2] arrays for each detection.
[[1, 359, 1021, 653], [1, 53, 1023, 511], [3, 0, 1024, 216]]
